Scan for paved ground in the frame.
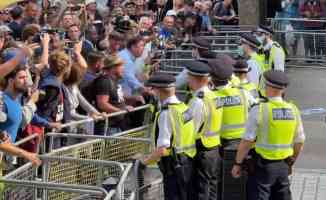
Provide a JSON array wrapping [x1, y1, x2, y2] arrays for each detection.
[[286, 67, 326, 169], [291, 169, 326, 200], [286, 66, 326, 199]]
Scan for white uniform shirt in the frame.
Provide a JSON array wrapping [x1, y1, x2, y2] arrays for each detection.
[[242, 97, 305, 143], [156, 95, 181, 148], [188, 86, 210, 133], [272, 46, 285, 72], [247, 55, 262, 86]]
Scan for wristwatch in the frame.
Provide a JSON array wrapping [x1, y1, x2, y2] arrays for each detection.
[[234, 161, 243, 167]]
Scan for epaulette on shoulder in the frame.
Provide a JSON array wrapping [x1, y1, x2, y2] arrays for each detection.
[[259, 96, 269, 103], [197, 91, 204, 99], [273, 42, 281, 48], [251, 103, 260, 109]]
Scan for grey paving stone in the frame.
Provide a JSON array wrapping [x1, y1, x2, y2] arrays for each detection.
[[290, 169, 326, 200]]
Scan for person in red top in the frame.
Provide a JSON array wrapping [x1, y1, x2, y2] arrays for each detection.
[[299, 0, 324, 57]]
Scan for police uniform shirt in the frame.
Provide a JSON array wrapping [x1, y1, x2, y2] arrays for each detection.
[[265, 40, 285, 72], [156, 95, 181, 148], [242, 97, 305, 143], [188, 86, 209, 133], [247, 54, 262, 86]]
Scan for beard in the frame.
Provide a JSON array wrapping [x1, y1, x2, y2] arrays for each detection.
[[14, 85, 28, 94]]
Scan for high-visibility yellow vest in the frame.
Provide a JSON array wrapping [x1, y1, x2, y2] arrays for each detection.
[[153, 103, 197, 158], [255, 100, 299, 160], [264, 42, 285, 71], [230, 74, 241, 87], [251, 52, 265, 73], [214, 85, 248, 140], [188, 89, 223, 148], [239, 80, 259, 100]]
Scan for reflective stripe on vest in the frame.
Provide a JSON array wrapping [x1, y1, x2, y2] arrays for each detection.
[[221, 123, 245, 131]]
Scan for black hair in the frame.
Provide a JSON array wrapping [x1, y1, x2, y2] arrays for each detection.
[[4, 65, 27, 87], [126, 35, 144, 49], [10, 6, 23, 20]]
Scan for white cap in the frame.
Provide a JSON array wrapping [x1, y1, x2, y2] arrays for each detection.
[[85, 0, 96, 6], [166, 10, 177, 16]]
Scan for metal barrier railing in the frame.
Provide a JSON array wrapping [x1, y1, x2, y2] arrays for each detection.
[[269, 18, 326, 31], [0, 155, 134, 200], [155, 31, 326, 72], [0, 103, 156, 200], [60, 104, 151, 130], [273, 31, 326, 60], [211, 25, 256, 31], [133, 160, 163, 200]]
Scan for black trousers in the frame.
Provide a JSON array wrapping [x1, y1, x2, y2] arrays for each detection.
[[159, 155, 194, 200], [221, 139, 247, 200], [247, 155, 292, 200], [194, 142, 221, 200]]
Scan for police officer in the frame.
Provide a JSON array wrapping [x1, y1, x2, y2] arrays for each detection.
[[234, 60, 259, 100], [231, 70, 305, 200], [216, 54, 241, 87], [238, 33, 264, 86], [176, 37, 211, 89], [143, 73, 196, 200], [208, 59, 255, 200], [208, 59, 255, 143], [185, 61, 222, 200], [254, 25, 286, 72]]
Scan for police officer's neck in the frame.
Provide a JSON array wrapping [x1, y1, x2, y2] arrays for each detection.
[[160, 94, 176, 103], [190, 79, 208, 92], [266, 89, 283, 99], [236, 73, 247, 81], [159, 88, 176, 102]]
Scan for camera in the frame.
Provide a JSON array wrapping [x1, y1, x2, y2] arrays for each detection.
[[32, 28, 58, 43], [65, 40, 77, 49]]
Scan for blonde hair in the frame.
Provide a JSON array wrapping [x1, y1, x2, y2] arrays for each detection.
[[49, 51, 70, 76]]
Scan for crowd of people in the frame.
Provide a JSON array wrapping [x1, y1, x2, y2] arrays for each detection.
[[273, 0, 326, 57], [0, 0, 316, 199]]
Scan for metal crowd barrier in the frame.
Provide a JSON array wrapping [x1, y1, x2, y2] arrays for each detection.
[[269, 17, 326, 31], [156, 32, 326, 73], [211, 25, 256, 31], [273, 30, 326, 61], [0, 104, 156, 200], [60, 104, 152, 132], [133, 160, 163, 200], [0, 155, 134, 200]]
